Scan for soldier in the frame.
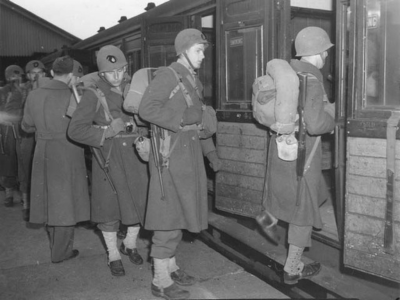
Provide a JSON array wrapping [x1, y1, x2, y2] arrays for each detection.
[[68, 45, 149, 277], [261, 27, 335, 285], [25, 60, 48, 90], [139, 29, 222, 300], [17, 60, 48, 221], [21, 56, 90, 263], [0, 65, 24, 207]]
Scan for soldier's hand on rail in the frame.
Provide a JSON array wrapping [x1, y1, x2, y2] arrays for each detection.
[[207, 150, 222, 172], [181, 106, 202, 126], [104, 118, 125, 139]]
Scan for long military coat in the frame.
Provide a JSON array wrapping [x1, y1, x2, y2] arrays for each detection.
[[68, 77, 148, 226], [22, 79, 90, 226], [264, 60, 335, 228], [139, 62, 213, 233], [0, 84, 22, 179]]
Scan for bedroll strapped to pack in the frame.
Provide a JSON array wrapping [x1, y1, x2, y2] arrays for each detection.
[[252, 59, 299, 135]]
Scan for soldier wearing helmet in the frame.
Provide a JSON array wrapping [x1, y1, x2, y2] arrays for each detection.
[[0, 65, 25, 208], [261, 26, 335, 285], [22, 55, 90, 263], [139, 28, 221, 300], [68, 45, 149, 277], [25, 60, 47, 91]]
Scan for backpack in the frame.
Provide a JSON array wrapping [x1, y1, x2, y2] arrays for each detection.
[[123, 66, 217, 139], [123, 68, 158, 114], [252, 59, 299, 135]]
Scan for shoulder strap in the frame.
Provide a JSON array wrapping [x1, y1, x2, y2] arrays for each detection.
[[82, 86, 113, 122], [167, 66, 193, 107]]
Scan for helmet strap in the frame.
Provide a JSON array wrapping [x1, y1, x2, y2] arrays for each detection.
[[183, 52, 197, 70]]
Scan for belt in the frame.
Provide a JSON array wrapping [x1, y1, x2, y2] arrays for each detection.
[[93, 124, 109, 129], [181, 124, 201, 131], [36, 132, 65, 140], [114, 133, 139, 138]]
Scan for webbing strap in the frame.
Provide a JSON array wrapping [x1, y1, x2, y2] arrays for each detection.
[[167, 67, 193, 107], [81, 86, 114, 122]]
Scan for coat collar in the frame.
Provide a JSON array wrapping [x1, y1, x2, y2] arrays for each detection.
[[42, 79, 70, 90]]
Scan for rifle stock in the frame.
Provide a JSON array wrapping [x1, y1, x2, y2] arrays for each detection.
[[295, 73, 308, 206], [150, 124, 165, 200]]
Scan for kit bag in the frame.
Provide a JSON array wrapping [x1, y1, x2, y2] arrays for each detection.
[[252, 59, 299, 135]]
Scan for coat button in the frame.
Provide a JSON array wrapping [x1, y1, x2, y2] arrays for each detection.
[[122, 142, 127, 146], [192, 136, 195, 140]]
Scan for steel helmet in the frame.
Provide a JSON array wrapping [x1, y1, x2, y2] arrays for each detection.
[[174, 28, 208, 56], [72, 60, 84, 77], [5, 65, 24, 80], [96, 45, 127, 72], [295, 27, 334, 56], [25, 60, 45, 73]]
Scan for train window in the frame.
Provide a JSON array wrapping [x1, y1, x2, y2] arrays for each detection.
[[225, 25, 263, 107], [127, 50, 141, 76], [148, 45, 176, 68], [364, 0, 400, 108]]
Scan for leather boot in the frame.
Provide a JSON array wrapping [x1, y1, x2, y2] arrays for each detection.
[[102, 231, 124, 276], [152, 258, 190, 299], [169, 256, 196, 286], [284, 262, 321, 284]]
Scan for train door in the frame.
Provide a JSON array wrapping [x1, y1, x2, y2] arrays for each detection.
[[342, 0, 400, 283], [214, 0, 286, 218], [214, 0, 341, 247]]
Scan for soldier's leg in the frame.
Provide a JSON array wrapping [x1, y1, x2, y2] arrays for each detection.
[[47, 225, 77, 263], [2, 176, 18, 207], [18, 136, 34, 221], [120, 225, 143, 265], [284, 223, 321, 284], [98, 220, 125, 276], [151, 230, 189, 299]]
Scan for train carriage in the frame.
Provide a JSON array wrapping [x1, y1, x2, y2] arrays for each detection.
[[41, 0, 400, 298]]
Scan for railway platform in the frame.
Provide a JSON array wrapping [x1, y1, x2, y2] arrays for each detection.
[[0, 189, 289, 300]]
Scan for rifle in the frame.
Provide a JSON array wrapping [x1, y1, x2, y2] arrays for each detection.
[[295, 73, 308, 206], [71, 83, 117, 194], [91, 146, 117, 194], [150, 124, 165, 200]]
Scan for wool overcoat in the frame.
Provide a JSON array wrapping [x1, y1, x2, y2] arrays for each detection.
[[0, 84, 22, 180], [263, 60, 335, 229], [139, 62, 213, 233], [21, 79, 90, 226], [68, 77, 149, 226]]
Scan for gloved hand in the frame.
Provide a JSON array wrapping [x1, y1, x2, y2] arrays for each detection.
[[181, 106, 202, 126], [104, 118, 125, 139], [206, 150, 222, 172]]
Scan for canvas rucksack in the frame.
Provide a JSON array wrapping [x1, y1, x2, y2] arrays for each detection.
[[252, 59, 299, 135]]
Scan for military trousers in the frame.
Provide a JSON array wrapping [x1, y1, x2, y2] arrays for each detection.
[[47, 225, 75, 263], [288, 223, 313, 248], [151, 230, 183, 259]]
